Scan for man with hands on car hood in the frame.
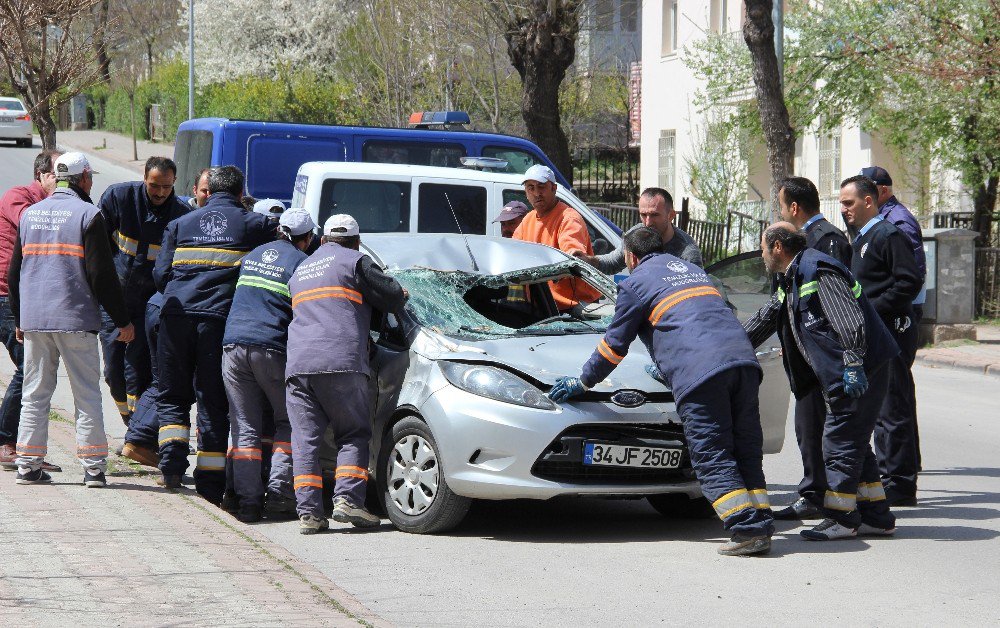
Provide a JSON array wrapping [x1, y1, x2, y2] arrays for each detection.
[[548, 226, 774, 557]]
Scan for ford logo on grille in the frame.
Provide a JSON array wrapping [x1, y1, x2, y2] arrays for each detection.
[[610, 390, 646, 407]]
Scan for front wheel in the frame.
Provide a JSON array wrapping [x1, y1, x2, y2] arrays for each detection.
[[646, 493, 715, 519], [379, 416, 471, 534]]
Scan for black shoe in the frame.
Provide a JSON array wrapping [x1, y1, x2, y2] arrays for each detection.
[[15, 468, 53, 485], [236, 504, 263, 523], [773, 497, 823, 520], [157, 473, 182, 489], [886, 494, 917, 507], [84, 470, 107, 488], [220, 491, 240, 513]]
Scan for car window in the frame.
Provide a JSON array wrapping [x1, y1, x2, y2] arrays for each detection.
[[319, 179, 410, 233], [483, 146, 542, 174], [418, 183, 487, 235], [706, 250, 773, 322], [0, 98, 25, 111], [173, 130, 214, 197], [363, 141, 466, 168]]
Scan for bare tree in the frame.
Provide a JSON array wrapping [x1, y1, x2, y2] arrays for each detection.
[[0, 0, 110, 149]]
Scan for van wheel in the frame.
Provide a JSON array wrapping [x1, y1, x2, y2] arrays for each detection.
[[647, 493, 715, 519], [379, 416, 470, 534]]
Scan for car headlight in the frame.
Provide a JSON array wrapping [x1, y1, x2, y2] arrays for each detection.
[[438, 361, 557, 411]]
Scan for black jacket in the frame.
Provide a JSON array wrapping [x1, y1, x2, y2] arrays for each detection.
[[850, 219, 922, 319], [805, 217, 852, 267]]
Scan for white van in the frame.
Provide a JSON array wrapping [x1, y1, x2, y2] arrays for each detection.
[[291, 162, 622, 255]]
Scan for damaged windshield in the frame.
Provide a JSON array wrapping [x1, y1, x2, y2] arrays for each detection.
[[389, 261, 616, 340]]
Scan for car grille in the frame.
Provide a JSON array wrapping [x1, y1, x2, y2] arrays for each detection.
[[531, 423, 694, 485]]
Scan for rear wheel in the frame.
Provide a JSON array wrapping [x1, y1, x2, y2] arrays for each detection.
[[17, 138, 32, 148], [379, 416, 471, 534], [646, 493, 715, 519]]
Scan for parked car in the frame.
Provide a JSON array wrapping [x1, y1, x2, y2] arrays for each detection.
[[336, 233, 790, 534], [0, 97, 33, 147]]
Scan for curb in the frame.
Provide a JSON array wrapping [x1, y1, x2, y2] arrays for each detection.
[[915, 352, 1000, 378]]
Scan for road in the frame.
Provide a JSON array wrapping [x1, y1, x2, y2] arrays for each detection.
[[1, 137, 999, 626]]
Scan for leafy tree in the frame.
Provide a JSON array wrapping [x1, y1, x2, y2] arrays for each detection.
[[685, 114, 752, 222]]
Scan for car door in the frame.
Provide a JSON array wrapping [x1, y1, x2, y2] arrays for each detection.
[[707, 251, 791, 454]]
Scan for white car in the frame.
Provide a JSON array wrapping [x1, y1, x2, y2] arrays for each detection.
[[0, 97, 33, 147]]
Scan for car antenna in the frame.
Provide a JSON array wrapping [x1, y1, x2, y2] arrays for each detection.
[[443, 191, 480, 272]]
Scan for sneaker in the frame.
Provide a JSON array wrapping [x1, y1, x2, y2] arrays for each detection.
[[801, 518, 859, 540], [718, 533, 771, 556], [15, 468, 52, 485], [121, 443, 160, 467], [773, 497, 823, 521], [858, 522, 896, 536], [264, 493, 297, 518], [299, 514, 329, 535], [84, 470, 107, 488], [156, 473, 182, 489], [331, 496, 381, 528], [236, 504, 263, 523]]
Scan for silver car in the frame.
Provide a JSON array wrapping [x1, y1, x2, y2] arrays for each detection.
[[0, 97, 33, 147], [352, 234, 790, 534]]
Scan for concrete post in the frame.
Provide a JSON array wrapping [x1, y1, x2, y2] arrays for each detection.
[[920, 228, 979, 344]]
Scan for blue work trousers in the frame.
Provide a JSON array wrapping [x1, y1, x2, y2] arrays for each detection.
[[99, 308, 150, 424], [875, 310, 919, 500]]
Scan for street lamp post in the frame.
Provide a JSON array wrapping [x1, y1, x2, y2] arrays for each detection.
[[188, 0, 194, 119]]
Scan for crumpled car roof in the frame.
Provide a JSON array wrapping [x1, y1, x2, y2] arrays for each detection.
[[361, 233, 572, 274]]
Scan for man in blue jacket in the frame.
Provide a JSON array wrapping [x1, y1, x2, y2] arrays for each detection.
[[153, 166, 274, 503], [549, 226, 773, 556]]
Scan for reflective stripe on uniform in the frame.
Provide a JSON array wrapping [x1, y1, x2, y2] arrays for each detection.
[[115, 399, 130, 416], [596, 339, 624, 365], [507, 284, 528, 302], [236, 275, 290, 297], [229, 447, 262, 461], [77, 444, 109, 459], [292, 286, 363, 308], [195, 451, 226, 470], [776, 287, 786, 303], [146, 243, 161, 261], [272, 441, 292, 455], [712, 488, 753, 519], [114, 231, 139, 256], [23, 243, 85, 258], [158, 424, 190, 446], [852, 281, 862, 299], [126, 393, 138, 412], [856, 482, 887, 502], [172, 247, 247, 267], [334, 465, 369, 481], [294, 474, 323, 489], [748, 488, 771, 510], [824, 490, 857, 512], [799, 281, 819, 298], [15, 443, 46, 457], [649, 286, 723, 325]]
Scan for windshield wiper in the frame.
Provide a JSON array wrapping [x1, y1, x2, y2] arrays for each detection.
[[522, 313, 598, 332]]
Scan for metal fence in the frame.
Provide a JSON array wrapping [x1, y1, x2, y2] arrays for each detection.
[[932, 212, 1000, 247], [975, 248, 1000, 318], [571, 146, 640, 204]]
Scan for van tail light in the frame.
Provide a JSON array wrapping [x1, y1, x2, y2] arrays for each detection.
[[16, 114, 30, 121]]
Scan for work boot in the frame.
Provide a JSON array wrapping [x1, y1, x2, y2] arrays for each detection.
[[299, 514, 329, 535], [15, 468, 52, 485], [331, 496, 381, 528], [236, 504, 263, 524], [801, 518, 858, 540], [264, 493, 297, 519], [219, 491, 240, 513], [0, 443, 16, 470], [121, 443, 160, 467], [717, 533, 771, 556], [156, 473, 182, 489], [772, 497, 822, 521], [83, 469, 107, 488]]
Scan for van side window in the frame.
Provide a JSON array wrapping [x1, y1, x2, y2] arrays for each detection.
[[483, 147, 542, 175], [363, 141, 466, 168], [319, 179, 411, 233], [418, 183, 487, 235]]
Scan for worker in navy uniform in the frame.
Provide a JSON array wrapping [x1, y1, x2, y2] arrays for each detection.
[[840, 175, 922, 507], [549, 226, 773, 557], [745, 223, 898, 539], [771, 177, 853, 520], [153, 165, 274, 503], [97, 157, 189, 426]]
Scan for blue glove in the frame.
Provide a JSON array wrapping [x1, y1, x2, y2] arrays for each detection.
[[548, 376, 586, 402], [645, 364, 667, 385], [842, 365, 868, 398]]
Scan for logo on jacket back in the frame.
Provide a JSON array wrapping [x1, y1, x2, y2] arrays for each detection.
[[666, 260, 687, 273], [261, 248, 280, 264], [200, 211, 228, 237]]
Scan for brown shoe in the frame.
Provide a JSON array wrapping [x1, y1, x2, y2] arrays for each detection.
[[121, 442, 160, 467], [0, 443, 15, 470], [40, 460, 62, 472]]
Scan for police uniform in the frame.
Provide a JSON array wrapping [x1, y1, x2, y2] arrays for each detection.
[[98, 181, 188, 423], [153, 192, 274, 502], [746, 248, 898, 533], [576, 253, 773, 541]]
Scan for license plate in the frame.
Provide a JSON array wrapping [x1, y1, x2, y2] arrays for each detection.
[[583, 442, 682, 469], [0, 116, 13, 123]]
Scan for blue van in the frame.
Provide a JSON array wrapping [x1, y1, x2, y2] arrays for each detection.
[[171, 115, 571, 203]]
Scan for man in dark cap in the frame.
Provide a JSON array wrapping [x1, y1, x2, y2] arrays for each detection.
[[494, 200, 529, 238]]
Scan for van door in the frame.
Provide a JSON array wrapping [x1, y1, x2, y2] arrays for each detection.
[[245, 134, 347, 201]]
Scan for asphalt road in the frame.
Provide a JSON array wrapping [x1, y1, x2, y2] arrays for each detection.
[[1, 138, 998, 626]]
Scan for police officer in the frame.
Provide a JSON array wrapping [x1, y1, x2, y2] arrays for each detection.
[[153, 165, 274, 503], [745, 223, 898, 539], [549, 226, 773, 556], [286, 214, 407, 535], [771, 177, 853, 520], [839, 175, 922, 507], [222, 208, 316, 523], [98, 157, 189, 425]]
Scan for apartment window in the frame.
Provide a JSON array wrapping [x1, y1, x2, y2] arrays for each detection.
[[710, 0, 729, 33], [597, 0, 614, 32], [661, 0, 678, 56], [818, 127, 843, 197], [621, 0, 638, 32], [658, 130, 676, 192]]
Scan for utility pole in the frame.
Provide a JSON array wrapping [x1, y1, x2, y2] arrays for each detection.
[[188, 0, 194, 119]]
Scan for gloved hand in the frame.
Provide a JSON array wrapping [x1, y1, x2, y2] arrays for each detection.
[[645, 364, 667, 385], [842, 365, 868, 398], [548, 376, 587, 402]]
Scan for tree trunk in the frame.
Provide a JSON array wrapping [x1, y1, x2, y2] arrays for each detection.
[[35, 102, 58, 150], [501, 0, 581, 185], [743, 0, 795, 220], [972, 175, 998, 247], [129, 92, 138, 161], [95, 0, 112, 82]]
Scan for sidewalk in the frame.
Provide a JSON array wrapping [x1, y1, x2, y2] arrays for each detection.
[[915, 323, 1000, 378], [55, 129, 175, 176]]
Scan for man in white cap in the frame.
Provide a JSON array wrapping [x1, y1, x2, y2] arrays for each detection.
[[494, 200, 529, 239], [221, 208, 315, 522], [252, 198, 285, 221], [286, 214, 407, 534], [513, 164, 600, 313], [8, 152, 134, 487]]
